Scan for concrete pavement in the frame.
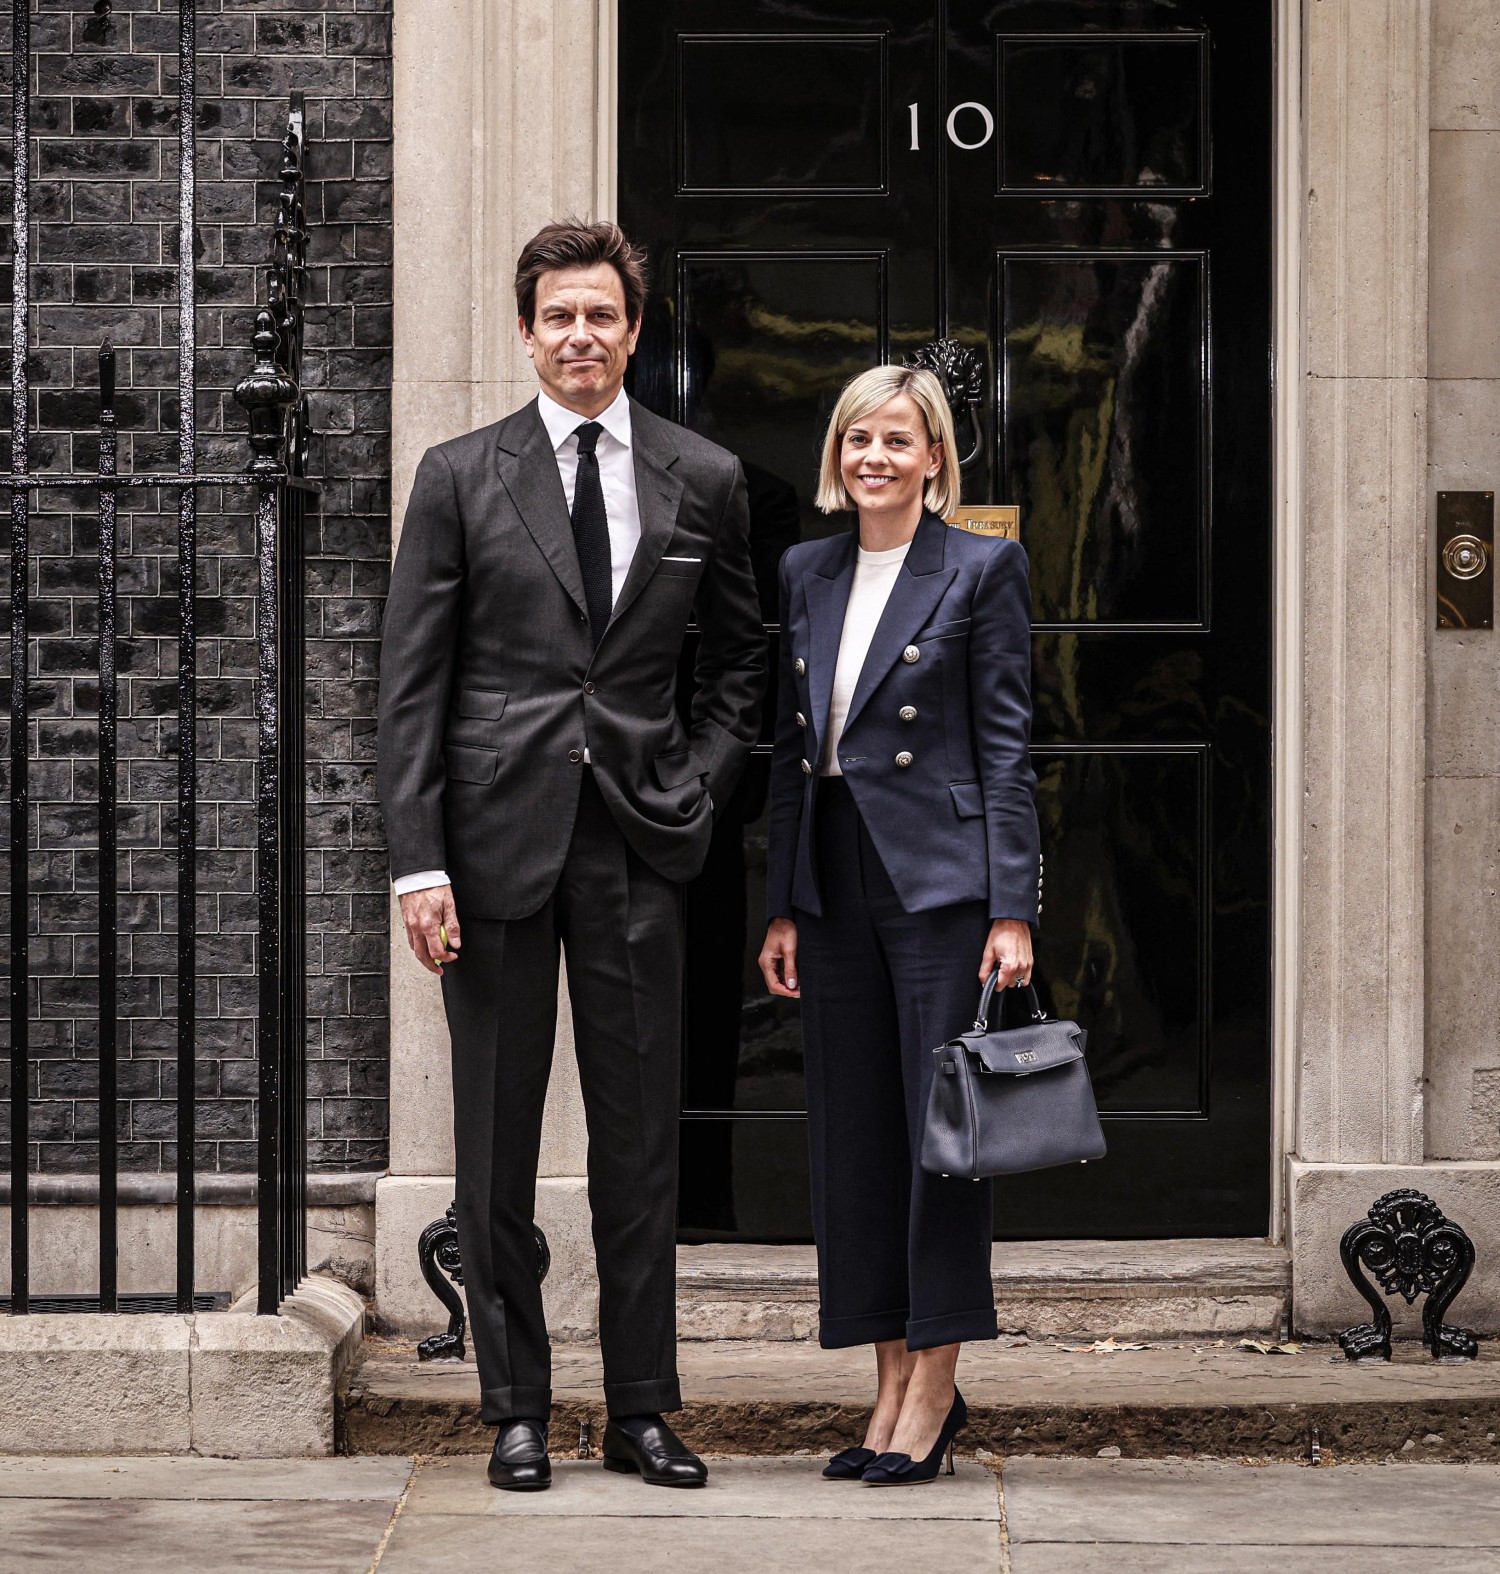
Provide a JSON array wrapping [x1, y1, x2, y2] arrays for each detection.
[[0, 1453, 1498, 1572]]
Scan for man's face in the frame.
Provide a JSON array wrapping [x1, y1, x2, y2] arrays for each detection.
[[519, 263, 640, 416]]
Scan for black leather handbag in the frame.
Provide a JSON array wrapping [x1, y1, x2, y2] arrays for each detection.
[[919, 971, 1107, 1180]]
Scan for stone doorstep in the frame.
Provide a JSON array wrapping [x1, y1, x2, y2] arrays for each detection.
[[677, 1239, 1292, 1342], [0, 1275, 367, 1458], [339, 1335, 1500, 1465]]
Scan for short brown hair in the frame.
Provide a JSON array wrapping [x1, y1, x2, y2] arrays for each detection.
[[514, 219, 648, 328]]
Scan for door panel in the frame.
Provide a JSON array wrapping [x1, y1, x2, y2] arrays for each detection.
[[1032, 746, 1207, 1114], [677, 252, 889, 550], [1000, 252, 1208, 625], [995, 33, 1209, 193], [678, 35, 889, 193], [620, 0, 1273, 1242]]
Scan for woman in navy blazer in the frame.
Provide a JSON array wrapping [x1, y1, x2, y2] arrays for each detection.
[[759, 366, 1040, 1485]]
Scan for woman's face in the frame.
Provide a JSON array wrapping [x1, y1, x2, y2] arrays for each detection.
[[838, 392, 943, 520]]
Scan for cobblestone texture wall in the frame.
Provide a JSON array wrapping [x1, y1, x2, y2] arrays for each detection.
[[0, 0, 392, 1176]]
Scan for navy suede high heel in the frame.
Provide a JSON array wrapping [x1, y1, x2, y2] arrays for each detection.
[[861, 1389, 967, 1485], [822, 1445, 878, 1480]]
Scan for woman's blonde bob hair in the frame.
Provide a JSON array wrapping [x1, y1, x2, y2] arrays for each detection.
[[814, 365, 962, 517]]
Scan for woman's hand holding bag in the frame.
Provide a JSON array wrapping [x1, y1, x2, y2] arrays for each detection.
[[919, 971, 1107, 1181]]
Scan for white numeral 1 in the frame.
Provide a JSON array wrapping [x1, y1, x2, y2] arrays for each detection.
[[908, 101, 920, 152]]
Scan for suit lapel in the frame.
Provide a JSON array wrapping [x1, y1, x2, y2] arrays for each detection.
[[495, 401, 588, 619], [842, 514, 956, 733], [610, 410, 682, 629], [803, 532, 857, 756]]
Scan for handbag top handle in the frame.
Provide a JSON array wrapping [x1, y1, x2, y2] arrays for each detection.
[[974, 970, 1048, 1033]]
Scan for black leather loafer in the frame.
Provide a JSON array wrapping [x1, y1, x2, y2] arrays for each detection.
[[601, 1413, 707, 1488], [488, 1418, 551, 1491]]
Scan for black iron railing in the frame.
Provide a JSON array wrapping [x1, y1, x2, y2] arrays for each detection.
[[4, 4, 311, 1316]]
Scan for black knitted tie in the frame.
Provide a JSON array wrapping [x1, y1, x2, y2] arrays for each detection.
[[570, 421, 612, 648]]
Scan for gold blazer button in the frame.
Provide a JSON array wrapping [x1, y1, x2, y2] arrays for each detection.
[[899, 706, 917, 722], [794, 657, 807, 676], [895, 751, 914, 768], [801, 758, 813, 775], [901, 645, 921, 664]]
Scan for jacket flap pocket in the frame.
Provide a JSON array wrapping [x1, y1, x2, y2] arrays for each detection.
[[919, 615, 972, 640], [456, 688, 507, 720], [949, 781, 984, 819], [962, 1022, 1085, 1076], [444, 744, 499, 785], [654, 749, 705, 790]]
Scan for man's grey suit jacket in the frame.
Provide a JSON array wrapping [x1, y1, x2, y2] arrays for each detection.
[[377, 396, 766, 920]]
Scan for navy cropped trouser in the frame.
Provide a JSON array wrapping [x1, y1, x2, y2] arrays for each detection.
[[795, 777, 999, 1351]]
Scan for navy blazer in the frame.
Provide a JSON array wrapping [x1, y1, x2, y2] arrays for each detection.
[[766, 512, 1040, 923]]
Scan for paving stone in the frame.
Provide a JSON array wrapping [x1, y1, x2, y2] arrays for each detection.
[[1002, 1458, 1500, 1546], [1008, 1548, 1488, 1573], [0, 1498, 396, 1574], [402, 1454, 999, 1519], [0, 1454, 413, 1500], [377, 1513, 1002, 1574]]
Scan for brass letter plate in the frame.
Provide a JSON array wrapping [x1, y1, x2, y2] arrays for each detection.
[[946, 504, 1020, 541], [1436, 491, 1494, 630]]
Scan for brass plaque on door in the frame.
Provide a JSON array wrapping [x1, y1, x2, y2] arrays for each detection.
[[946, 505, 1020, 541], [1436, 491, 1494, 630]]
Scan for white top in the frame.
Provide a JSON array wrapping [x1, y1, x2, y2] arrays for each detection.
[[393, 386, 642, 898], [819, 540, 911, 777]]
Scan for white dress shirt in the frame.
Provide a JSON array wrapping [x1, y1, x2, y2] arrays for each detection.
[[819, 540, 911, 777], [393, 387, 643, 898]]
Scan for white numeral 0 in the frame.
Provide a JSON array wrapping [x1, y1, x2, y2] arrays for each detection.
[[945, 100, 995, 150]]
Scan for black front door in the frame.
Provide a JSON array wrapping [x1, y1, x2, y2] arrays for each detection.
[[620, 0, 1272, 1240]]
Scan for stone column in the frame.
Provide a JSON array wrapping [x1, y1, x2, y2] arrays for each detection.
[[1297, 0, 1431, 1168], [375, 0, 610, 1337], [1289, 0, 1439, 1328]]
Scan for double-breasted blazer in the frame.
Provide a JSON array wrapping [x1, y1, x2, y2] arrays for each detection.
[[377, 397, 766, 921], [766, 512, 1040, 923]]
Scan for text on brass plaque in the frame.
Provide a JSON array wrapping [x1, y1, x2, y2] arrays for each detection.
[[946, 505, 1020, 541]]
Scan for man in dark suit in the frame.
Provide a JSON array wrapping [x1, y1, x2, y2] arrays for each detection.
[[377, 220, 764, 1490]]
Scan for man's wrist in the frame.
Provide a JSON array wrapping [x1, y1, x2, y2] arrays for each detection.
[[394, 869, 451, 896]]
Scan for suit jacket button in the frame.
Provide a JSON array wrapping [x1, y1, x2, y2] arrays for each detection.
[[901, 645, 921, 664], [801, 758, 813, 775], [895, 751, 914, 768], [568, 749, 583, 764], [796, 712, 807, 728], [583, 681, 596, 694], [899, 705, 917, 722], [794, 657, 807, 676]]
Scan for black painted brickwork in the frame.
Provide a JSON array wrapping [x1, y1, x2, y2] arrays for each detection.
[[0, 1, 392, 1176]]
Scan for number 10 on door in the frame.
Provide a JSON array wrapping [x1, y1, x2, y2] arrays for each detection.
[[909, 101, 996, 151]]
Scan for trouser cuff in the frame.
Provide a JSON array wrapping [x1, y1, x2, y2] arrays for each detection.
[[480, 1384, 553, 1426], [818, 1306, 910, 1349], [605, 1376, 683, 1418], [906, 1307, 998, 1351]]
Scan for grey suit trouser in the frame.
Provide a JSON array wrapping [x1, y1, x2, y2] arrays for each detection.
[[441, 769, 684, 1424]]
